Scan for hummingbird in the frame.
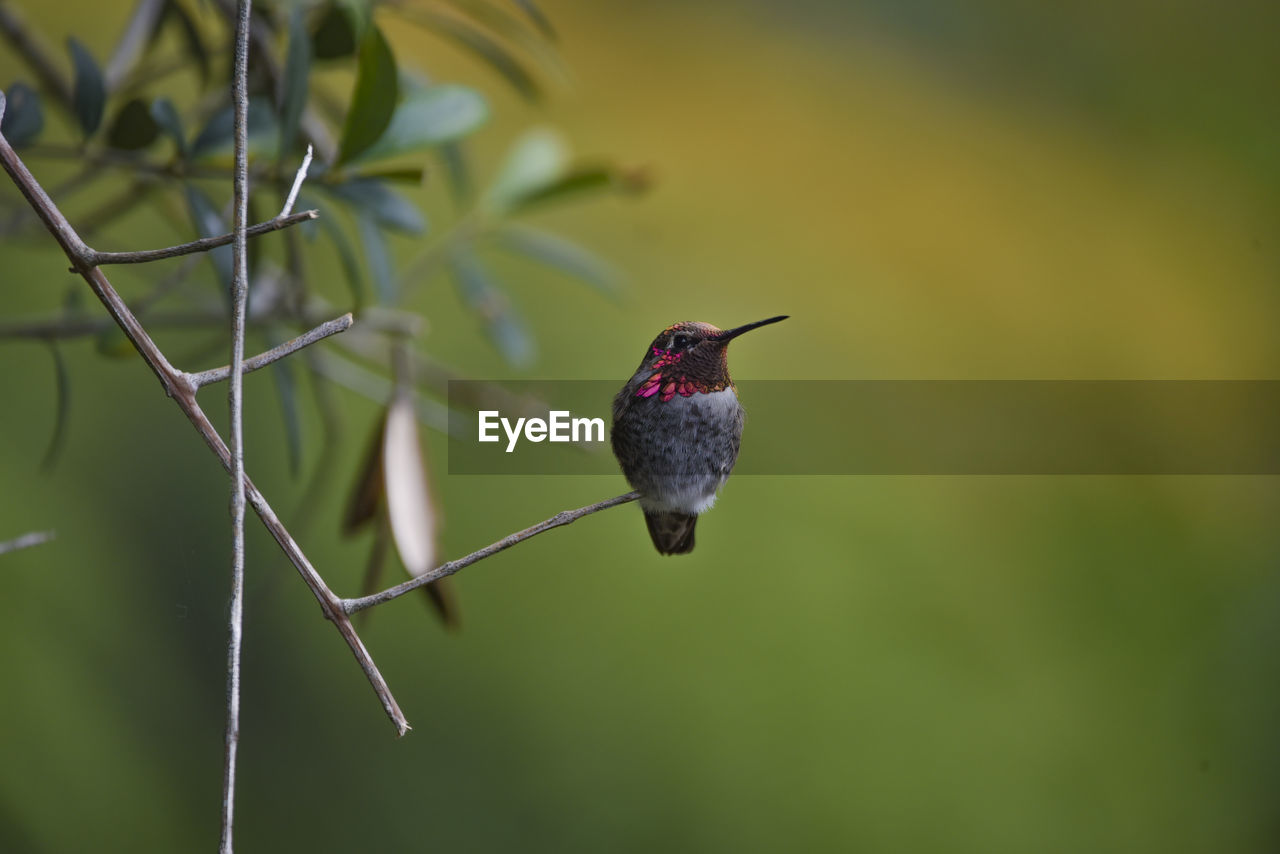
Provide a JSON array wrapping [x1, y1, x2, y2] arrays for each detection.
[[611, 316, 788, 555]]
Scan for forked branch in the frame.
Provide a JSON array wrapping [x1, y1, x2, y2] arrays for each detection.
[[0, 95, 409, 737]]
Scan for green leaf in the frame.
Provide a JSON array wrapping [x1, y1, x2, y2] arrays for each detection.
[[343, 411, 386, 534], [266, 331, 304, 476], [509, 0, 556, 40], [449, 249, 534, 367], [313, 204, 365, 310], [278, 4, 311, 160], [106, 98, 159, 150], [1, 83, 44, 147], [163, 0, 210, 86], [495, 223, 619, 296], [446, 1, 562, 71], [438, 141, 472, 206], [336, 25, 398, 166], [67, 37, 106, 138], [150, 97, 185, 154], [41, 342, 70, 472], [356, 213, 396, 305], [350, 84, 489, 165], [191, 97, 278, 158], [311, 2, 357, 60], [324, 178, 426, 234], [183, 184, 233, 290], [527, 163, 649, 212], [485, 127, 567, 210], [337, 0, 372, 43], [406, 9, 539, 100], [354, 166, 426, 184], [490, 311, 534, 368]]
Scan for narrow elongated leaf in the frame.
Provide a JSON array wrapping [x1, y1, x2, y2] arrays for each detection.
[[346, 404, 457, 627], [104, 0, 167, 89], [343, 412, 386, 534], [311, 1, 357, 59], [448, 1, 562, 70], [278, 4, 311, 159], [357, 523, 390, 628], [356, 213, 395, 305], [267, 331, 304, 476], [450, 249, 534, 366], [164, 0, 210, 86], [485, 127, 566, 210], [149, 97, 185, 154], [405, 8, 539, 100], [191, 97, 278, 158], [495, 223, 619, 296], [336, 0, 372, 42], [67, 38, 106, 137], [106, 97, 159, 150], [355, 166, 427, 184], [509, 0, 556, 40], [336, 26, 397, 165], [382, 393, 436, 569], [1, 83, 44, 147], [438, 140, 472, 205], [183, 184, 232, 289], [506, 163, 649, 213], [422, 579, 458, 629], [351, 84, 488, 165], [41, 342, 70, 472], [324, 178, 426, 234], [314, 204, 365, 309]]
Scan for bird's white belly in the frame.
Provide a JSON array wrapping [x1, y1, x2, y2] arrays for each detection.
[[638, 388, 742, 516]]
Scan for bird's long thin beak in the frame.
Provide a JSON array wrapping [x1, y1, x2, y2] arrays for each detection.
[[712, 315, 789, 344]]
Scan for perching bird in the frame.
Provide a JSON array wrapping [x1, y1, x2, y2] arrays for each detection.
[[611, 316, 788, 554]]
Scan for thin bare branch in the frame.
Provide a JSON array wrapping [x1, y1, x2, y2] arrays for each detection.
[[343, 492, 641, 614], [189, 313, 353, 388], [222, 0, 253, 847], [0, 529, 55, 556], [85, 210, 318, 266], [0, 85, 409, 738], [0, 309, 273, 340], [280, 145, 313, 218]]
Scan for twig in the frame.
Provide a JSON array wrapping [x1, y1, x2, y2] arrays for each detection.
[[222, 0, 253, 847], [189, 313, 353, 388], [0, 529, 55, 556], [280, 145, 313, 218], [85, 210, 318, 266], [0, 95, 409, 733], [0, 308, 278, 340], [343, 492, 641, 614]]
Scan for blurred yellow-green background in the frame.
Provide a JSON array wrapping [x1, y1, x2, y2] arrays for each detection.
[[1, 0, 1278, 851]]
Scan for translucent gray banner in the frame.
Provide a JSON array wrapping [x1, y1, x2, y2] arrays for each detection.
[[446, 381, 1280, 475]]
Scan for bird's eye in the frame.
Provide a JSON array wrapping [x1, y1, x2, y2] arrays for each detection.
[[672, 334, 691, 349]]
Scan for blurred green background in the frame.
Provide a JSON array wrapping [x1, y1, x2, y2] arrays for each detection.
[[2, 0, 1278, 851]]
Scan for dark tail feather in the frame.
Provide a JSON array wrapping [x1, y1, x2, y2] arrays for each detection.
[[644, 511, 697, 555]]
